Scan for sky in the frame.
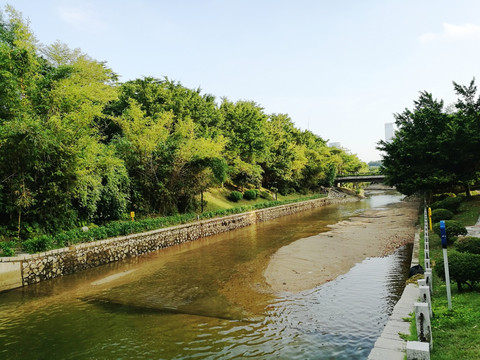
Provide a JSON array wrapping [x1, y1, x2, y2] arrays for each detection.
[[3, 0, 480, 162]]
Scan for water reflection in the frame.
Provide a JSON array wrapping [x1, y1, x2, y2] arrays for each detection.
[[0, 193, 411, 359]]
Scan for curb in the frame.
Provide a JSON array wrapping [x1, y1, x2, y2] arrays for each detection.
[[368, 231, 420, 359]]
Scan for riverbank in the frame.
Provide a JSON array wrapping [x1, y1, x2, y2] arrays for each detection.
[[0, 194, 358, 293], [264, 198, 419, 292]]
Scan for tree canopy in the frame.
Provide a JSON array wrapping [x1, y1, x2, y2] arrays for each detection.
[[378, 80, 480, 197], [0, 6, 366, 239]]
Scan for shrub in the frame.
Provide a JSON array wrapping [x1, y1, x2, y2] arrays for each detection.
[[435, 251, 480, 291], [243, 189, 258, 200], [431, 196, 464, 213], [431, 208, 454, 223], [55, 233, 71, 247], [455, 236, 480, 255], [19, 193, 327, 253], [228, 191, 243, 202], [22, 235, 53, 254], [259, 191, 272, 200], [432, 220, 467, 244], [432, 193, 456, 202], [0, 242, 15, 257]]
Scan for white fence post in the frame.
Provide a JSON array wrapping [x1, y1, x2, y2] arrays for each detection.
[[424, 269, 433, 294], [407, 341, 430, 360], [424, 258, 430, 269], [419, 285, 432, 318], [415, 302, 433, 350]]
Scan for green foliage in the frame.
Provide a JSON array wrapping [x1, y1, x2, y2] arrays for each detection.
[[435, 251, 480, 290], [455, 236, 480, 255], [431, 208, 454, 223], [432, 192, 457, 202], [0, 241, 15, 257], [378, 80, 480, 197], [259, 191, 273, 200], [431, 196, 464, 213], [228, 191, 243, 202], [243, 189, 258, 200], [0, 7, 126, 236], [417, 197, 480, 359], [325, 163, 337, 187], [20, 194, 327, 253], [219, 99, 269, 164], [0, 5, 366, 237], [432, 220, 467, 243], [22, 235, 53, 253]]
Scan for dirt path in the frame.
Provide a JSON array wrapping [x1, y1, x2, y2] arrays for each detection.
[[264, 199, 419, 293]]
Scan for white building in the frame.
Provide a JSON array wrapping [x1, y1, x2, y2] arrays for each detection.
[[328, 142, 341, 148], [385, 123, 395, 142]]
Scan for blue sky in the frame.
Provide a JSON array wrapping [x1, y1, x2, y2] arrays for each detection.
[[3, 1, 480, 162]]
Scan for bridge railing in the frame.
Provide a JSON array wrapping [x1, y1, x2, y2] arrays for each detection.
[[335, 171, 382, 178]]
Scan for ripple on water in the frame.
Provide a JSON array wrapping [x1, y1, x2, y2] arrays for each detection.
[[0, 194, 411, 360], [254, 245, 411, 359]]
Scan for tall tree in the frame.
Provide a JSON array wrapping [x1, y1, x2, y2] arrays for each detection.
[[111, 83, 226, 214], [378, 84, 480, 197], [0, 7, 128, 235]]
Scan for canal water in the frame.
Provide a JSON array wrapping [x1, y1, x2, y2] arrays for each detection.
[[0, 193, 412, 359]]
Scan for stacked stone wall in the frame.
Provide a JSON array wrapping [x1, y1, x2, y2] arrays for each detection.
[[0, 196, 356, 291]]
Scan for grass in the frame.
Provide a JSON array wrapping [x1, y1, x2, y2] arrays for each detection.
[[201, 187, 323, 212], [13, 188, 328, 255], [416, 194, 480, 359]]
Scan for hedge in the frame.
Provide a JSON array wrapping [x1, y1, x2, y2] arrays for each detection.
[[455, 236, 480, 255], [431, 196, 464, 213], [243, 189, 258, 200], [435, 251, 480, 291], [431, 208, 454, 223], [228, 191, 243, 202]]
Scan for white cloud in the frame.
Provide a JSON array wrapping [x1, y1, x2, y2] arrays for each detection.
[[443, 23, 480, 38], [420, 23, 480, 43], [57, 6, 107, 33]]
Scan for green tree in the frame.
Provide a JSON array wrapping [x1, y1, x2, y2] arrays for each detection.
[[378, 84, 480, 197], [446, 79, 480, 196], [262, 114, 306, 193], [219, 99, 270, 164], [112, 87, 226, 214], [0, 7, 127, 235]]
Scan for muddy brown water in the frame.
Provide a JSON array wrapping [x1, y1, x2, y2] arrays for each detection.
[[0, 193, 413, 359]]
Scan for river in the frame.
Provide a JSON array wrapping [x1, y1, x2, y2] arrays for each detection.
[[0, 193, 412, 359]]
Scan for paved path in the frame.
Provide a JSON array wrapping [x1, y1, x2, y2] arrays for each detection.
[[368, 232, 420, 359], [465, 215, 480, 237]]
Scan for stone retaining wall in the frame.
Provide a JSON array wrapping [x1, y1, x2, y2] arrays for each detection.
[[0, 196, 357, 292]]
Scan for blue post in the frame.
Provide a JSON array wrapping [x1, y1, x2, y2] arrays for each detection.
[[440, 220, 452, 310], [440, 220, 447, 249]]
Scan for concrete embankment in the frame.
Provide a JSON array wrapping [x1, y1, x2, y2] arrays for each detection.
[[368, 232, 420, 359], [0, 195, 357, 293]]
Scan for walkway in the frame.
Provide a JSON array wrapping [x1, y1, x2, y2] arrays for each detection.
[[465, 215, 480, 237]]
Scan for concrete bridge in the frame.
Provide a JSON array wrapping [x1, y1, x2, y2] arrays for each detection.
[[335, 174, 386, 185]]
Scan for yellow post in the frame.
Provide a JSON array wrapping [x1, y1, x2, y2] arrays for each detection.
[[428, 207, 432, 231], [130, 211, 135, 222]]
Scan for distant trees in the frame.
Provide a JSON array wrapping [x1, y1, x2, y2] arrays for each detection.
[[378, 80, 480, 197], [0, 5, 366, 239]]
